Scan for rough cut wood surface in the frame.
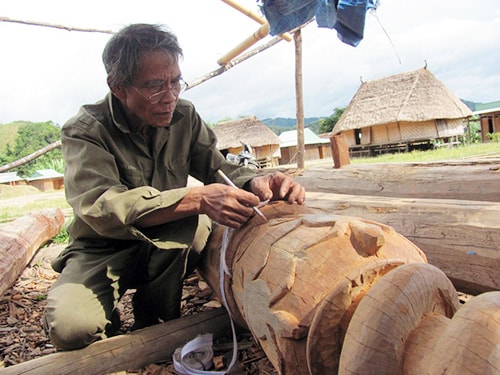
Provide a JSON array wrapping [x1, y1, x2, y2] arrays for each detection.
[[199, 202, 500, 375], [199, 202, 428, 375], [0, 208, 64, 297], [293, 160, 500, 202], [305, 192, 500, 294]]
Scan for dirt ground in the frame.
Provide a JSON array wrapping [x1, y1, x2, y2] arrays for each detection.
[[0, 243, 277, 374]]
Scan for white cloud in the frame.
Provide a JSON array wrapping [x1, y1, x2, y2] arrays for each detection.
[[1, 0, 499, 125]]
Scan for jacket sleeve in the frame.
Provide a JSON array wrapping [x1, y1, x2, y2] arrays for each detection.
[[61, 109, 196, 249]]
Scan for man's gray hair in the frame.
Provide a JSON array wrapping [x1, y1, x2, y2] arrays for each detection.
[[103, 23, 183, 88]]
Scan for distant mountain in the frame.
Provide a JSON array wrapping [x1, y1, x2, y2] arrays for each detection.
[[461, 99, 477, 111]]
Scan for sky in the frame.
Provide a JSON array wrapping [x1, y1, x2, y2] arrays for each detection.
[[1, 0, 499, 126]]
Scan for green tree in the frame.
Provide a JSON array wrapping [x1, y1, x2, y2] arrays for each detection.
[[4, 121, 62, 176], [318, 107, 345, 134]]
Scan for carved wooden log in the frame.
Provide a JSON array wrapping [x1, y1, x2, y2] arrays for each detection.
[[0, 208, 65, 297], [199, 202, 500, 375]]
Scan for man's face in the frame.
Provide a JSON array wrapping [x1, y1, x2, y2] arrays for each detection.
[[114, 50, 182, 128]]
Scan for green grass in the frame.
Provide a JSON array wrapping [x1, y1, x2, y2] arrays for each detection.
[[351, 142, 500, 164], [0, 196, 70, 223], [0, 185, 70, 222]]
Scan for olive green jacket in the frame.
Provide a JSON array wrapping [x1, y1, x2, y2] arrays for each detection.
[[61, 93, 255, 250]]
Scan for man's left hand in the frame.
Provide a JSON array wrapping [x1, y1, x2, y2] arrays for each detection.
[[249, 172, 306, 205]]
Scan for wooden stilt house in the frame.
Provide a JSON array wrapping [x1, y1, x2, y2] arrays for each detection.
[[330, 68, 473, 156]]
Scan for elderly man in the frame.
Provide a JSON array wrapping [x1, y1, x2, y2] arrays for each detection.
[[43, 23, 305, 350]]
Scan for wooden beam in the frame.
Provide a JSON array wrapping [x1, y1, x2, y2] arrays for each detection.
[[0, 308, 232, 375]]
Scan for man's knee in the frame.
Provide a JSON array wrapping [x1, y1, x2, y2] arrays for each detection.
[[43, 283, 112, 350]]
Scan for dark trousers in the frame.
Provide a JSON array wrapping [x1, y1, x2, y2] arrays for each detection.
[[43, 215, 211, 350]]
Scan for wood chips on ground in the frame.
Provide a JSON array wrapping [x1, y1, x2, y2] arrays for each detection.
[[0, 244, 277, 374]]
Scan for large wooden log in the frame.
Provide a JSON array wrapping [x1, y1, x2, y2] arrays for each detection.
[[0, 208, 65, 297], [293, 160, 500, 202], [199, 202, 500, 375], [0, 308, 232, 375], [305, 192, 500, 294]]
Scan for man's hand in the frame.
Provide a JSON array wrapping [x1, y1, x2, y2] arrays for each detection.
[[199, 183, 260, 228], [249, 172, 306, 205]]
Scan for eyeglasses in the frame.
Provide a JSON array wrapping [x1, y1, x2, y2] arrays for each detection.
[[131, 78, 188, 104]]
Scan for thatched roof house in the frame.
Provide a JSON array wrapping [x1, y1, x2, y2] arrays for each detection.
[[331, 68, 473, 154], [213, 116, 281, 167]]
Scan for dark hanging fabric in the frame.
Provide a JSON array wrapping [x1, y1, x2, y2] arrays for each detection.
[[259, 0, 379, 47]]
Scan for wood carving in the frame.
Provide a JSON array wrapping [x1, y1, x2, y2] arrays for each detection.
[[199, 201, 500, 375]]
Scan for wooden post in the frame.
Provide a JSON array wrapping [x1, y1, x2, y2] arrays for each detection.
[[294, 29, 305, 169], [330, 133, 350, 168]]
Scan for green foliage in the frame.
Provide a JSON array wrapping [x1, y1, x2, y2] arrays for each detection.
[[50, 226, 70, 245], [487, 132, 500, 142], [0, 121, 63, 176], [318, 107, 345, 134], [463, 118, 482, 144]]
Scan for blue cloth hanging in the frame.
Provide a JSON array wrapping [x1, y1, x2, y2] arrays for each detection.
[[259, 0, 379, 47], [259, 0, 319, 36], [316, 0, 379, 46]]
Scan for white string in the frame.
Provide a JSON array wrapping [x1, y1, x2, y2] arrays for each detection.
[[173, 226, 237, 374], [371, 9, 402, 65]]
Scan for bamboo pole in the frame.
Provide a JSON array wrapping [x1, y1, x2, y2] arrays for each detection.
[[219, 0, 292, 41], [217, 23, 270, 66], [187, 35, 284, 90]]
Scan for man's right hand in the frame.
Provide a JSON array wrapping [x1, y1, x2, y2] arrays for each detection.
[[198, 184, 260, 228]]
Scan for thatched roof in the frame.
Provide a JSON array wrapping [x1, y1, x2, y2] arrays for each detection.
[[213, 116, 281, 149], [332, 68, 473, 134]]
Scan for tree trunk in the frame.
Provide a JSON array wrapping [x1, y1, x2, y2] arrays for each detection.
[[0, 208, 65, 297]]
